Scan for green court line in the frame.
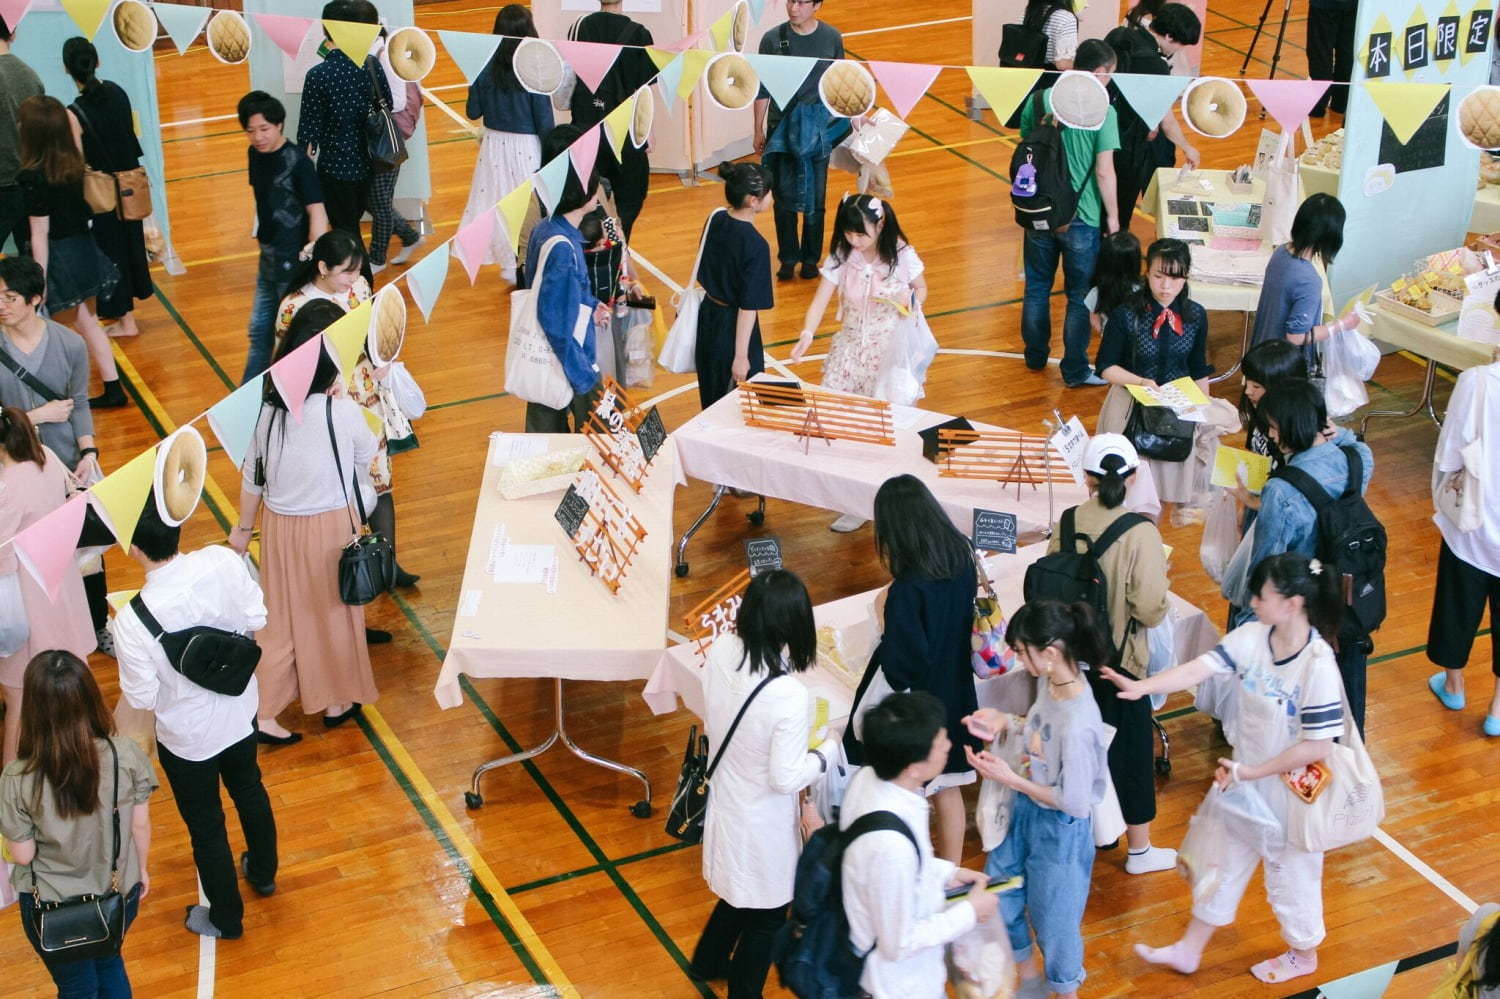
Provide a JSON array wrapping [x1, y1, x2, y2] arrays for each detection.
[[153, 287, 235, 389], [163, 128, 240, 144], [505, 839, 693, 895], [167, 167, 242, 184]]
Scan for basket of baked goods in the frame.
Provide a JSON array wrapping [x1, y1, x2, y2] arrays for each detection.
[[1376, 273, 1461, 327], [1418, 248, 1486, 302], [1298, 129, 1342, 199]]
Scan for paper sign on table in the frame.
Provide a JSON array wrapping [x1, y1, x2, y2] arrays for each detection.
[[458, 589, 483, 617], [490, 433, 548, 466], [1047, 415, 1088, 487], [1211, 444, 1271, 493], [1125, 376, 1209, 410], [493, 544, 556, 584], [745, 535, 783, 576]]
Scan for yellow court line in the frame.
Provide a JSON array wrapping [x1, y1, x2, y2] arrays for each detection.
[[887, 135, 1010, 158], [110, 343, 579, 996]]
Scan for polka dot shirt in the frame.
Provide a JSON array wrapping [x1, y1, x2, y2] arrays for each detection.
[[296, 50, 376, 182]]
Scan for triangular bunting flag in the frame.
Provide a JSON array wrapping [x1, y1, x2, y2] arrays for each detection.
[[152, 3, 212, 56], [554, 39, 623, 94], [438, 29, 502, 85], [206, 376, 267, 468], [603, 94, 636, 160], [253, 11, 314, 60], [745, 53, 818, 109], [60, 0, 112, 39], [498, 179, 534, 256], [656, 54, 685, 112], [405, 241, 451, 323], [1112, 72, 1192, 129], [1245, 78, 1330, 134], [867, 60, 943, 120], [13, 494, 87, 600], [663, 30, 704, 53], [645, 46, 677, 72], [268, 333, 325, 422], [1315, 960, 1398, 999], [535, 152, 572, 215], [709, 9, 734, 51], [748, 0, 766, 22], [1364, 80, 1450, 144], [455, 208, 497, 285], [323, 299, 372, 381], [677, 48, 712, 101], [569, 123, 602, 184], [323, 17, 380, 61], [966, 67, 1043, 129], [89, 447, 159, 555], [362, 406, 383, 436], [0, 1, 35, 34]]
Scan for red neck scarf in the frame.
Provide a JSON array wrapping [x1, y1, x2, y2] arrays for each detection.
[[1152, 306, 1184, 339]]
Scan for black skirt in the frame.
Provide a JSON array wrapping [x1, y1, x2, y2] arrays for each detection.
[[90, 211, 152, 318], [694, 298, 763, 410]]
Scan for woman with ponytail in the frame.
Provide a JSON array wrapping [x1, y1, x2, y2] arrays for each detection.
[[692, 161, 774, 410], [963, 599, 1111, 999], [0, 406, 94, 764], [1104, 552, 1350, 987]]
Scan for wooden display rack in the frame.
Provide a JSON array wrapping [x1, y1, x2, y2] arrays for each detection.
[[737, 381, 895, 452], [584, 376, 665, 492], [936, 429, 1074, 499], [682, 569, 751, 656], [561, 461, 647, 594]]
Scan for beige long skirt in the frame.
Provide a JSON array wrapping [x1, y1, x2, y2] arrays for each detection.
[[1098, 384, 1211, 505], [256, 507, 377, 717]]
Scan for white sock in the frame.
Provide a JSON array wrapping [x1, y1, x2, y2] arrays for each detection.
[[1135, 941, 1200, 974], [1126, 844, 1178, 874]]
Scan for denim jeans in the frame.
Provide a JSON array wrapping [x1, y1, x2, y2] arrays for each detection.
[[244, 245, 298, 383], [20, 884, 142, 998], [1021, 223, 1101, 384], [986, 793, 1095, 994]]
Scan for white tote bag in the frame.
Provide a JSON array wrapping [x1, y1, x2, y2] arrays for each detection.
[[1261, 131, 1300, 248], [1433, 367, 1487, 533], [387, 361, 426, 420], [505, 236, 577, 410], [658, 208, 724, 374]]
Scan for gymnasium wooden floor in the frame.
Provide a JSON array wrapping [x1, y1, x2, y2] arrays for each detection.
[[3, 2, 1494, 995]]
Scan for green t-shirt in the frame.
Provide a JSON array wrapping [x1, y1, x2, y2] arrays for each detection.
[[1018, 91, 1121, 229]]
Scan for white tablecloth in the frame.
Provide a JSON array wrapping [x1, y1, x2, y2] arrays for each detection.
[[642, 543, 1221, 729], [1370, 305, 1496, 372], [1472, 184, 1500, 235], [434, 434, 679, 708]]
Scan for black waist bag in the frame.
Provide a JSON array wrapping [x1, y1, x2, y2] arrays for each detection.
[[129, 594, 261, 696]]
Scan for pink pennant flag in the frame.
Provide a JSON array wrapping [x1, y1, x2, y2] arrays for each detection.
[[569, 123, 602, 184], [663, 30, 703, 53], [866, 61, 943, 120], [0, 0, 35, 32], [554, 39, 624, 94], [14, 493, 87, 601], [1244, 78, 1332, 135], [454, 208, 497, 285], [268, 333, 325, 422], [254, 12, 315, 60]]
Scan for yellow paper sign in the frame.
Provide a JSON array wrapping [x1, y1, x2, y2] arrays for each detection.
[[323, 299, 373, 384], [1363, 80, 1450, 145], [645, 47, 677, 71], [1339, 283, 1378, 317], [809, 697, 829, 749], [1212, 444, 1272, 493], [106, 589, 141, 612], [362, 406, 383, 435], [709, 9, 734, 51], [90, 446, 159, 554], [1124, 376, 1209, 408], [323, 18, 382, 61], [1162, 543, 1174, 561]]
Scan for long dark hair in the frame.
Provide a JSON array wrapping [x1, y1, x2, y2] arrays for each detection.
[[488, 5, 538, 92], [18, 651, 115, 819], [1240, 339, 1309, 441], [18, 95, 83, 187], [1248, 552, 1343, 640], [735, 570, 816, 675], [62, 37, 104, 98], [0, 406, 45, 467], [829, 195, 907, 275], [1093, 231, 1142, 317], [257, 299, 344, 487], [284, 229, 366, 297], [873, 474, 973, 581], [1006, 600, 1113, 669], [1259, 378, 1326, 455], [1023, 0, 1075, 31], [1132, 237, 1192, 314]]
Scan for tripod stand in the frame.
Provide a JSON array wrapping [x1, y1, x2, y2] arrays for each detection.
[[1240, 0, 1296, 79]]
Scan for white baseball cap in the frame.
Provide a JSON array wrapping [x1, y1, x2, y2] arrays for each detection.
[[1082, 433, 1140, 475]]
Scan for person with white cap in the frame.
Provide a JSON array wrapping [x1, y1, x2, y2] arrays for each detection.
[[1046, 432, 1176, 874]]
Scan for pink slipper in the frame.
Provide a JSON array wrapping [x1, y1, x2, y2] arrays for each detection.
[[1250, 951, 1317, 984]]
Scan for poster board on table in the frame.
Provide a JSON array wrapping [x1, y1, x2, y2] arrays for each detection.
[[1329, 0, 1491, 307], [244, 0, 431, 215], [971, 0, 1126, 111], [13, 6, 178, 270]]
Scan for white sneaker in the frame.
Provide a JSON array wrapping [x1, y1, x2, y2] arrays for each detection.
[[392, 235, 426, 265], [1125, 845, 1178, 874], [829, 514, 868, 533], [370, 261, 387, 275]]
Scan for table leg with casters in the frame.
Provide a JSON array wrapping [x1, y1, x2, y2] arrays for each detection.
[[465, 677, 653, 817], [1359, 358, 1441, 437], [675, 484, 726, 578], [1210, 312, 1253, 385]]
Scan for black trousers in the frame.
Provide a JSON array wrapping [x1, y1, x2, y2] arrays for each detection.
[[1335, 624, 1370, 738], [1113, 149, 1146, 235], [691, 899, 788, 999], [768, 154, 829, 267], [319, 172, 372, 280], [1428, 540, 1500, 677], [158, 731, 278, 938], [1307, 5, 1358, 115], [1087, 666, 1156, 827]]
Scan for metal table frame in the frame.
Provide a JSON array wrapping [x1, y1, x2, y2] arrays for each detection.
[[1360, 356, 1443, 436], [675, 485, 766, 577]]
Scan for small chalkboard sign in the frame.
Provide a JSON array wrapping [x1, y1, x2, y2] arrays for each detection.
[[636, 406, 667, 464], [972, 508, 1017, 554], [744, 535, 783, 577], [554, 485, 590, 538]]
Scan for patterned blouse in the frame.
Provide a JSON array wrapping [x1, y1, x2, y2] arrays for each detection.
[[1095, 294, 1214, 384]]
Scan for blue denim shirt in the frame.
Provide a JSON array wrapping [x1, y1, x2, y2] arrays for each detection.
[[523, 217, 599, 395], [465, 76, 554, 136], [1250, 427, 1374, 571]]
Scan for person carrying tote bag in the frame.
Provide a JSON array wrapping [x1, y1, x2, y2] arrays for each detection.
[[505, 235, 578, 411], [657, 208, 720, 376]]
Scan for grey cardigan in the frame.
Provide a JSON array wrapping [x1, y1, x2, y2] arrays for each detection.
[[0, 319, 93, 468]]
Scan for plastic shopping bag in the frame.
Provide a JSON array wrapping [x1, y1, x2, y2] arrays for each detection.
[[0, 572, 28, 657], [1176, 787, 1235, 907], [1216, 780, 1285, 858], [807, 740, 855, 825], [873, 308, 938, 406], [1220, 518, 1257, 611], [974, 713, 1028, 851], [1145, 611, 1177, 712], [947, 914, 1018, 999], [387, 361, 426, 420], [1321, 329, 1380, 418], [1199, 488, 1239, 585]]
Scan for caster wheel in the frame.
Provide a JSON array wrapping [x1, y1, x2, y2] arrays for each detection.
[[464, 791, 483, 809], [675, 563, 690, 578], [747, 511, 765, 526], [630, 800, 653, 818], [1154, 759, 1171, 778]]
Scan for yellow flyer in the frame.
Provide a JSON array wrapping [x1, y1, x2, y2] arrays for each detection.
[[809, 697, 829, 749], [1212, 444, 1271, 492], [1125, 376, 1210, 409]]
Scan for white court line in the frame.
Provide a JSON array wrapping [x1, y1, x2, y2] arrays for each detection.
[[195, 876, 216, 999], [421, 85, 479, 134], [1374, 828, 1478, 914], [629, 247, 684, 296], [843, 15, 972, 37], [666, 628, 690, 644], [162, 112, 236, 129]]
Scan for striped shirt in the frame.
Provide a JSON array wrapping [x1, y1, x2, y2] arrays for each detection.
[[1207, 621, 1346, 745]]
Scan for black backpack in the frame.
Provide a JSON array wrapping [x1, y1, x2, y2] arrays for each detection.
[[773, 809, 918, 999], [1023, 507, 1149, 630], [1269, 446, 1387, 637], [128, 594, 262, 697], [1010, 91, 1088, 233], [998, 23, 1052, 129]]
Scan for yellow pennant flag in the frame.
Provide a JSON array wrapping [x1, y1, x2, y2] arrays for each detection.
[[362, 406, 383, 436], [965, 66, 1043, 129], [322, 18, 382, 62], [603, 95, 637, 160], [678, 49, 713, 101], [709, 9, 735, 51], [61, 0, 113, 39], [323, 299, 373, 385], [90, 446, 159, 554], [1364, 80, 1449, 144], [499, 179, 534, 255], [645, 47, 677, 71]]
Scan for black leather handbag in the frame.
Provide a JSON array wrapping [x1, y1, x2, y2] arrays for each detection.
[[364, 57, 408, 171], [1125, 402, 1195, 461], [31, 740, 128, 962], [325, 398, 395, 606], [665, 675, 776, 843]]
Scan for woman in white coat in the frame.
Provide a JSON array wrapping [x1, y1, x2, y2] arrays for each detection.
[[690, 569, 837, 998]]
